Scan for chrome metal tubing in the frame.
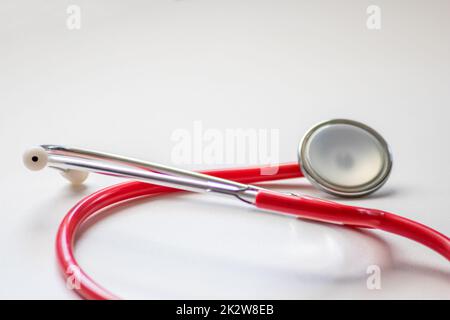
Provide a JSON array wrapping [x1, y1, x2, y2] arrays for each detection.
[[42, 144, 249, 192], [45, 150, 259, 203]]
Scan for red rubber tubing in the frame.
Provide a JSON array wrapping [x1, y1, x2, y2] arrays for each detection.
[[255, 191, 450, 260], [56, 162, 449, 300], [56, 163, 303, 299]]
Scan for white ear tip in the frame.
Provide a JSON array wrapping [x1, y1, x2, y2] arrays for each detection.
[[23, 147, 48, 171], [60, 170, 89, 185]]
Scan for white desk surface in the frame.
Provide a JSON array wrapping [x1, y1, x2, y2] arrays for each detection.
[[1, 0, 449, 299]]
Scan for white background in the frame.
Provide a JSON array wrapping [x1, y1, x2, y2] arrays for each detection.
[[1, 0, 449, 299]]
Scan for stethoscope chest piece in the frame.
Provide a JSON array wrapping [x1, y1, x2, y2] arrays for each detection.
[[299, 119, 393, 197]]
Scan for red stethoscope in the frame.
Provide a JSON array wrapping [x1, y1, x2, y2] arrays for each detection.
[[23, 119, 449, 299]]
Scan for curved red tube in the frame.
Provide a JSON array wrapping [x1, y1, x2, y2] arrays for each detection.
[[56, 163, 303, 299], [56, 162, 449, 300], [255, 190, 450, 260]]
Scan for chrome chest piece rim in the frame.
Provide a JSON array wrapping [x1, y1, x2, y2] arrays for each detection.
[[298, 119, 393, 197]]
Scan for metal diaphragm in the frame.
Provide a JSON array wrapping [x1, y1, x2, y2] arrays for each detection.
[[298, 119, 393, 197]]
